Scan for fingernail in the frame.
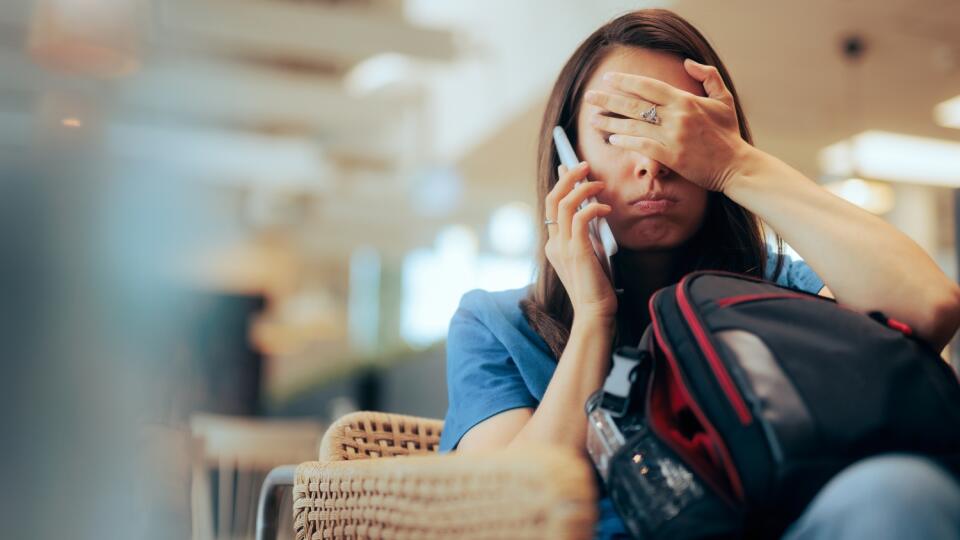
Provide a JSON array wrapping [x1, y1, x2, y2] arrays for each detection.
[[578, 161, 588, 169]]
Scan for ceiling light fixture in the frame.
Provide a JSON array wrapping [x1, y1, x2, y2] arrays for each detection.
[[934, 95, 960, 129], [819, 130, 960, 187]]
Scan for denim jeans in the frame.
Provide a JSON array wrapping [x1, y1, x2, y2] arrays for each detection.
[[782, 454, 960, 540], [595, 454, 960, 540]]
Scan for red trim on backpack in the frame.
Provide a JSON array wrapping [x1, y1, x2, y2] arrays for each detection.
[[716, 292, 815, 308], [677, 275, 754, 426], [648, 357, 730, 500], [648, 290, 745, 503]]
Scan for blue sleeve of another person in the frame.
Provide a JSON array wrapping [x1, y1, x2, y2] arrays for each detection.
[[438, 289, 538, 452]]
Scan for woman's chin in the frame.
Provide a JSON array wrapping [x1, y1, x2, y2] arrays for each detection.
[[618, 239, 683, 252], [614, 222, 690, 251]]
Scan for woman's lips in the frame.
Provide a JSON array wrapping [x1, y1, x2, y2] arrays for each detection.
[[630, 199, 676, 215]]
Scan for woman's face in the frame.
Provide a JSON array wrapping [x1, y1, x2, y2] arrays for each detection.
[[575, 46, 710, 251]]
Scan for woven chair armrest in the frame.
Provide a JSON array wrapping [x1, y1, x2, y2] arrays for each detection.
[[319, 410, 444, 461], [294, 444, 598, 540]]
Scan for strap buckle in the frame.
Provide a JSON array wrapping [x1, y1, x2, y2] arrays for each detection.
[[600, 346, 648, 418]]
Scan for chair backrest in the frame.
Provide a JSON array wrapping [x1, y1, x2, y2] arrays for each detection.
[[319, 410, 443, 461], [190, 413, 324, 540]]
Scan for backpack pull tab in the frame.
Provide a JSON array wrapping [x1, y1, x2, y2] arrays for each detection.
[[886, 317, 913, 336], [868, 310, 914, 337]]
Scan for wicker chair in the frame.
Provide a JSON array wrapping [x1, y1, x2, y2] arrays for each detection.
[[256, 411, 598, 540]]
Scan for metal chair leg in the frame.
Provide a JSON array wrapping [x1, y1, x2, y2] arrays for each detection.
[[255, 465, 296, 540]]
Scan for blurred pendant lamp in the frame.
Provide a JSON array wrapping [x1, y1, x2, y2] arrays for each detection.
[[27, 0, 141, 78], [823, 34, 895, 215]]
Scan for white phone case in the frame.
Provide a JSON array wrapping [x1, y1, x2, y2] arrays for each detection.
[[552, 126, 619, 287]]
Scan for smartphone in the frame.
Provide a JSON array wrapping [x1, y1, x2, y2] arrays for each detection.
[[552, 126, 619, 289]]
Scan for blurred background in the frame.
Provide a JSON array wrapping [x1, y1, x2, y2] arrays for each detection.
[[1, 0, 958, 538]]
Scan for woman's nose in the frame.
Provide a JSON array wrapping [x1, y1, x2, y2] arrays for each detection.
[[633, 155, 671, 180]]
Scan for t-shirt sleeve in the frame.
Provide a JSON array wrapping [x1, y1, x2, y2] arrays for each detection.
[[765, 245, 825, 295], [438, 290, 538, 453]]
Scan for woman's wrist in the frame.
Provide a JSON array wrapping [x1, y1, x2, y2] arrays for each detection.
[[571, 314, 616, 338], [721, 144, 774, 200], [567, 314, 616, 373]]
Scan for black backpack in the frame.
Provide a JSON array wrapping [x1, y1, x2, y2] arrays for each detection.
[[585, 270, 960, 539]]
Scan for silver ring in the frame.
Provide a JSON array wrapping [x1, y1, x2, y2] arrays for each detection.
[[640, 104, 660, 125], [544, 218, 557, 226]]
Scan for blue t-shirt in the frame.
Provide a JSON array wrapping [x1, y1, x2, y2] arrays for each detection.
[[438, 245, 824, 539]]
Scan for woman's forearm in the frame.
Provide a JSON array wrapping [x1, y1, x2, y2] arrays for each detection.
[[508, 316, 614, 453], [724, 147, 960, 352]]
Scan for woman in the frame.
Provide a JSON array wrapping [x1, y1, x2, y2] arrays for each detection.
[[438, 8, 960, 539]]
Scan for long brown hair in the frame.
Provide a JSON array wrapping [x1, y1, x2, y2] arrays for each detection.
[[520, 8, 785, 359]]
